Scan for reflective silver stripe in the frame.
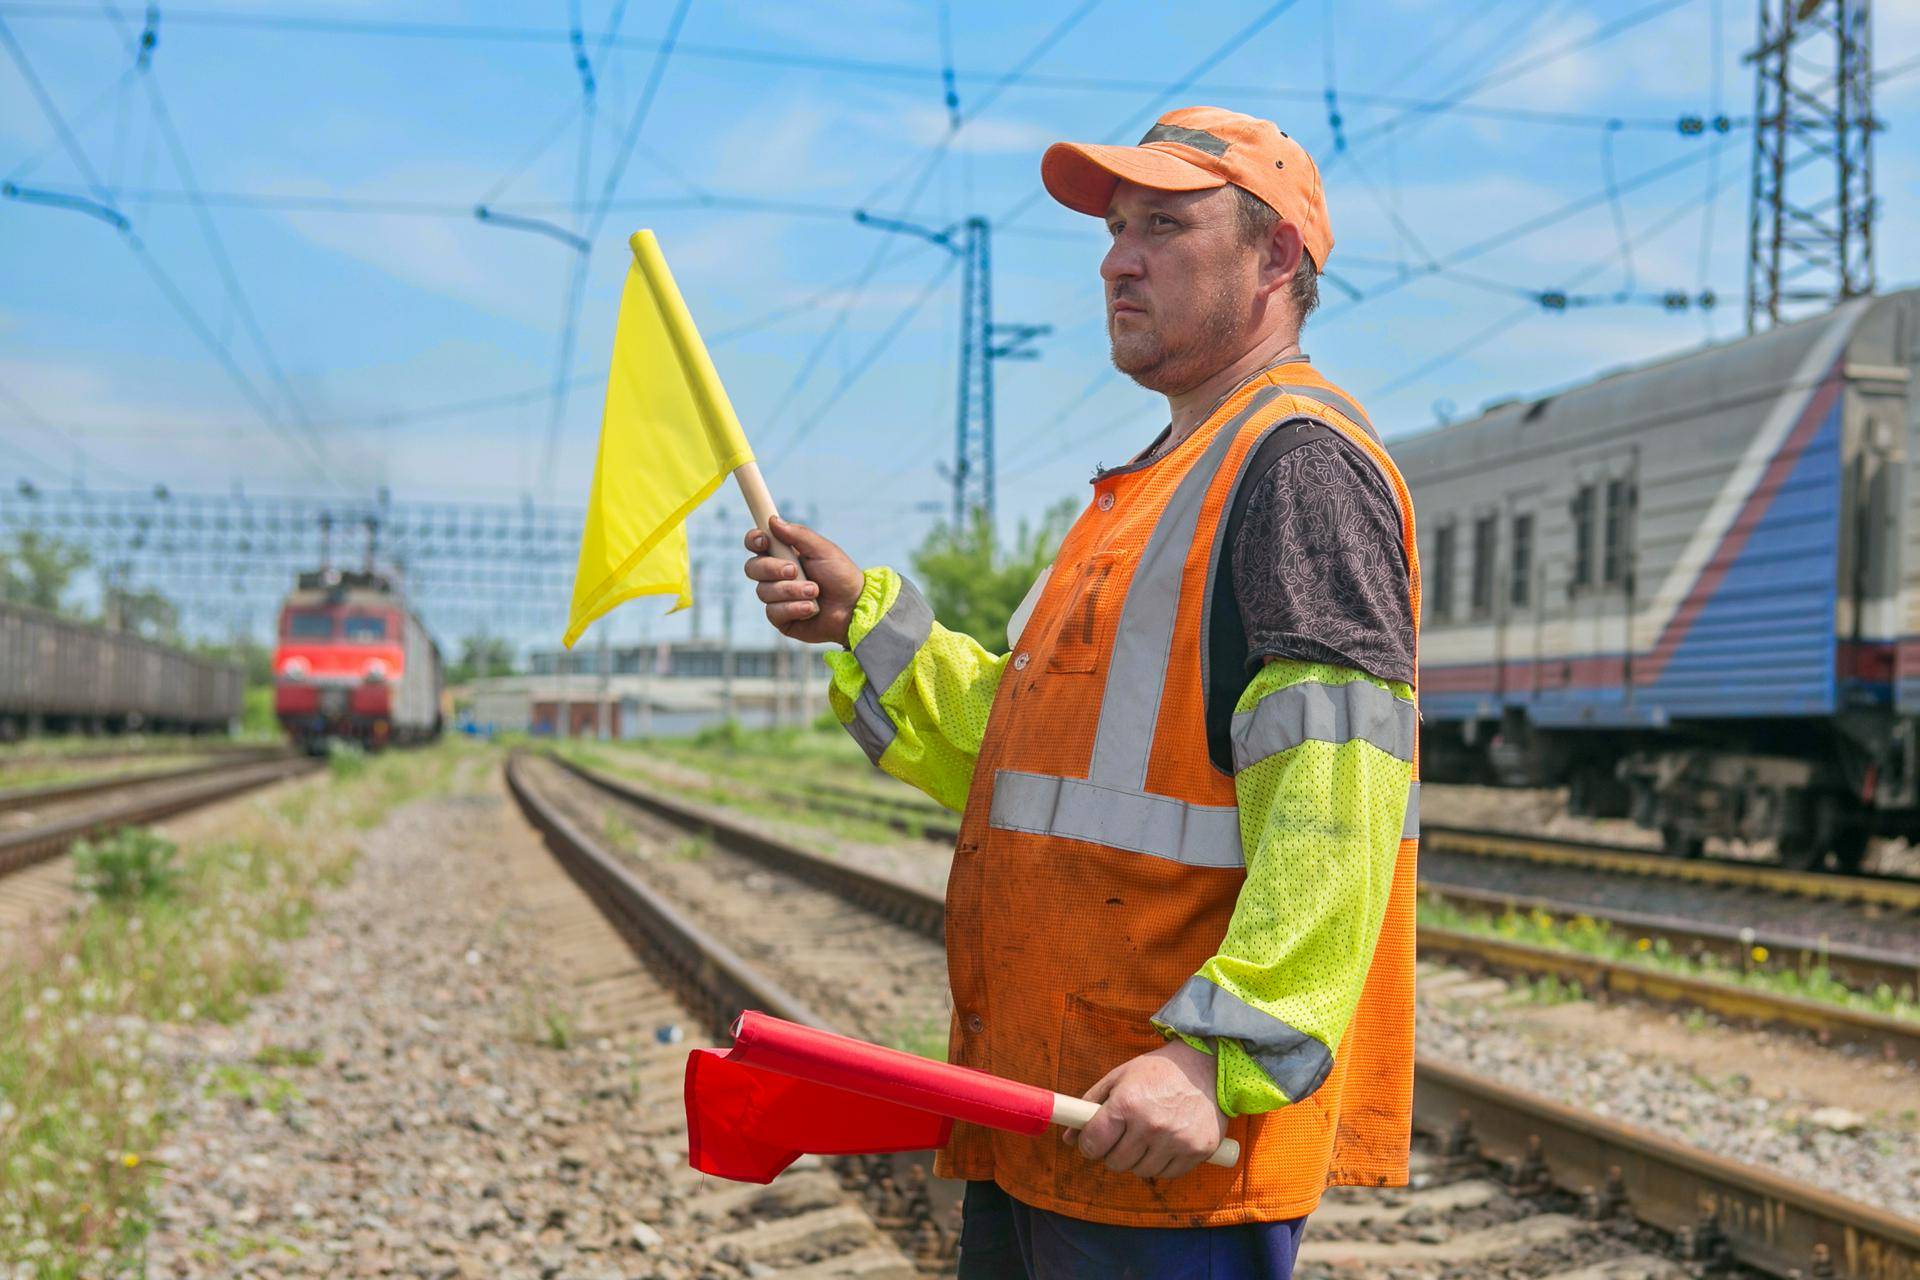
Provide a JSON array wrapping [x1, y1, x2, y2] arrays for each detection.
[[988, 769, 1243, 868], [1088, 386, 1287, 792], [1269, 382, 1379, 444], [1402, 779, 1420, 840], [854, 574, 933, 696], [1230, 679, 1417, 772], [1153, 974, 1333, 1103], [845, 683, 895, 764]]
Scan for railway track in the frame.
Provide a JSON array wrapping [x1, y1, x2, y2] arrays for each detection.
[[0, 752, 317, 880], [574, 752, 1919, 1041], [506, 754, 957, 1274], [525, 751, 1919, 1279], [0, 748, 287, 815]]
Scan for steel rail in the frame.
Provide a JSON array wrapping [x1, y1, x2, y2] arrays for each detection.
[[0, 755, 317, 878], [1423, 824, 1920, 912], [504, 753, 827, 1031], [547, 751, 1920, 1279], [1416, 924, 1919, 1061], [1419, 880, 1919, 994], [685, 762, 1920, 915], [0, 748, 288, 814]]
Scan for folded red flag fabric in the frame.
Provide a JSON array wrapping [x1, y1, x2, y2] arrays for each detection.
[[685, 1011, 1057, 1183]]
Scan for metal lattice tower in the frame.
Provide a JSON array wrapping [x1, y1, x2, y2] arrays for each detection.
[[1746, 0, 1876, 331], [953, 217, 1051, 533]]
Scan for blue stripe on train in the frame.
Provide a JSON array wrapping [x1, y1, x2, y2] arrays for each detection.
[[1421, 393, 1844, 729]]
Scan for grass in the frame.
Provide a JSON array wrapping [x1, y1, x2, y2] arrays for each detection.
[[885, 1014, 952, 1061], [1419, 894, 1920, 1023], [0, 742, 465, 1275]]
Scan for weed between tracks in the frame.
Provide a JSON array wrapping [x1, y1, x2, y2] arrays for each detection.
[[1418, 895, 1920, 1022], [0, 744, 465, 1277]]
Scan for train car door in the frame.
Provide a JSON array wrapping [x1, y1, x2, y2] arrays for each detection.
[[1557, 453, 1638, 716]]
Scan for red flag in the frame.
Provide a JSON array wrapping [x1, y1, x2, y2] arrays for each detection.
[[685, 1012, 1057, 1183]]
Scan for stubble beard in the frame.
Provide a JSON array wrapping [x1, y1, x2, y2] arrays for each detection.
[[1107, 290, 1250, 396]]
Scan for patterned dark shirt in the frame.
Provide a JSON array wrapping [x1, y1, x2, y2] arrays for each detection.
[[1229, 430, 1415, 687]]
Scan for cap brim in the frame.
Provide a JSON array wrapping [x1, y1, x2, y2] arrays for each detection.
[[1041, 142, 1226, 217]]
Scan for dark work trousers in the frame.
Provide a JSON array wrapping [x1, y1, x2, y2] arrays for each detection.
[[955, 1180, 1307, 1280]]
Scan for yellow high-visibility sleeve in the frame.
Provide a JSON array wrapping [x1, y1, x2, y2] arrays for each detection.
[[823, 567, 1006, 812], [1153, 658, 1413, 1117]]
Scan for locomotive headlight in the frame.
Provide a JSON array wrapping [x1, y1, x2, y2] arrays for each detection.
[[281, 656, 310, 680], [364, 659, 389, 683]]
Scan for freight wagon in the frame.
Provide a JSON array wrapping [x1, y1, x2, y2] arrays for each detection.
[[0, 601, 243, 738], [1402, 290, 1920, 870], [272, 568, 443, 753]]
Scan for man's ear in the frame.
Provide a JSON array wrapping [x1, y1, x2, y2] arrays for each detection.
[[1259, 220, 1304, 304]]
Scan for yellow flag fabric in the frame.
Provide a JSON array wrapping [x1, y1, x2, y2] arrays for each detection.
[[563, 230, 754, 648]]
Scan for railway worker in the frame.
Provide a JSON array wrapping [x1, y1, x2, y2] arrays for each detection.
[[743, 106, 1418, 1280]]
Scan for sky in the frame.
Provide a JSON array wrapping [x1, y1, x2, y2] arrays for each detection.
[[3, 0, 1919, 650]]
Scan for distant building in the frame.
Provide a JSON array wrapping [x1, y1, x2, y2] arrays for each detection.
[[465, 637, 821, 739]]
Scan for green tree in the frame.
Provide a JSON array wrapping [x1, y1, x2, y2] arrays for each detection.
[[448, 634, 514, 684], [909, 499, 1077, 650], [0, 530, 90, 613], [104, 584, 180, 641]]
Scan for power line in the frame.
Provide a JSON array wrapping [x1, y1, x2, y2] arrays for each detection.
[[766, 253, 961, 468], [537, 0, 695, 494], [751, 0, 1104, 451], [96, 2, 333, 465], [1369, 152, 1744, 401], [0, 13, 347, 489], [0, 2, 1738, 135], [999, 0, 1304, 229], [1337, 0, 1700, 158]]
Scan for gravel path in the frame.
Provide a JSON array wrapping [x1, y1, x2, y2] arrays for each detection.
[[142, 761, 918, 1278], [1418, 964, 1920, 1222]]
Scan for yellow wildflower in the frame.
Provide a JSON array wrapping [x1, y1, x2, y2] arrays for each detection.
[[120, 1153, 140, 1169], [1635, 937, 1652, 952], [1750, 945, 1769, 964]]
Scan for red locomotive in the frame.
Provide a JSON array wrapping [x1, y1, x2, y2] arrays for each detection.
[[272, 568, 444, 753]]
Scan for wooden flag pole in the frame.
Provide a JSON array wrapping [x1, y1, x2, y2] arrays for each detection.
[[732, 460, 805, 574], [1049, 1094, 1242, 1169]]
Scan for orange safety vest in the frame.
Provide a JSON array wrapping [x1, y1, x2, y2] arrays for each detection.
[[937, 361, 1421, 1227]]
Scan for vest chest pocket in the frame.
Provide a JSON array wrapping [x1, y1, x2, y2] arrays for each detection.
[[1045, 550, 1126, 675]]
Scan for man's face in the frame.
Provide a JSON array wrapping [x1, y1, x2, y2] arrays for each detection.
[[1100, 182, 1261, 395]]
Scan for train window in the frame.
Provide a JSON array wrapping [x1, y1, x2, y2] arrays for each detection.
[[1570, 485, 1596, 589], [1431, 523, 1456, 621], [285, 611, 332, 639], [1510, 513, 1534, 608], [1603, 479, 1632, 586], [343, 615, 390, 642], [1470, 515, 1497, 616]]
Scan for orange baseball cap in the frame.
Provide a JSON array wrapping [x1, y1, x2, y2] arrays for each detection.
[[1042, 105, 1333, 266]]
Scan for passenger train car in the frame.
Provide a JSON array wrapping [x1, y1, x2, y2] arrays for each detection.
[[0, 601, 243, 738], [272, 568, 444, 753], [1401, 289, 1920, 870]]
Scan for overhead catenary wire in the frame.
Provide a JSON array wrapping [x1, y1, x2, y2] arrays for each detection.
[[1368, 150, 1747, 402], [1335, 0, 1699, 158], [96, 0, 335, 459], [0, 3, 1735, 135], [752, 0, 1105, 455], [0, 14, 348, 491], [535, 0, 695, 494]]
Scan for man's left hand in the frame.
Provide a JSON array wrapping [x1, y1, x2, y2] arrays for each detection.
[[1066, 1039, 1228, 1180]]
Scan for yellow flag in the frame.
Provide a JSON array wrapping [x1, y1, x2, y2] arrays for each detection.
[[563, 230, 754, 648]]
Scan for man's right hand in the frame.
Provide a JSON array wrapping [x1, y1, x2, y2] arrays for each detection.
[[742, 516, 864, 647]]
